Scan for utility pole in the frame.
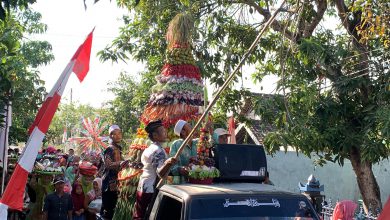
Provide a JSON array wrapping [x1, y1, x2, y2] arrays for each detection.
[[1, 97, 11, 195]]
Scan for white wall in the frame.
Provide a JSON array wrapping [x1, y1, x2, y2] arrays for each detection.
[[266, 151, 390, 204]]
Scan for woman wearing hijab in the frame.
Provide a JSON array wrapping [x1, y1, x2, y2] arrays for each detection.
[[65, 156, 80, 185], [85, 178, 102, 220], [100, 125, 129, 219], [71, 182, 86, 220]]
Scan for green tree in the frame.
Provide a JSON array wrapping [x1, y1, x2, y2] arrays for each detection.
[[0, 0, 36, 20], [1, 9, 54, 144], [46, 102, 107, 145], [104, 72, 142, 138], [101, 0, 389, 211], [354, 0, 390, 47]]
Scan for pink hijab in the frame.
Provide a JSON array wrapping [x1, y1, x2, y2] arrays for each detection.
[[332, 200, 358, 220]]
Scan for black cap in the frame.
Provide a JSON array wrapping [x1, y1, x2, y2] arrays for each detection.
[[145, 120, 163, 134], [53, 176, 65, 184]]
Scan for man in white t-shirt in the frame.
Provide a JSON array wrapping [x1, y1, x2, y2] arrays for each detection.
[[133, 120, 176, 220]]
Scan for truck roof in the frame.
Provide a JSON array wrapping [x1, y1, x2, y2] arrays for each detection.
[[160, 183, 302, 198]]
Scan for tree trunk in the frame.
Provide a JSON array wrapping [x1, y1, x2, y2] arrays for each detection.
[[350, 146, 382, 214]]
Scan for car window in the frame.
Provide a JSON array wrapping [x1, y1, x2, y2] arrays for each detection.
[[156, 194, 183, 220], [190, 196, 318, 220]]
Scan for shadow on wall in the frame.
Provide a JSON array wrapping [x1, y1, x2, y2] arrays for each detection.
[[266, 151, 390, 204]]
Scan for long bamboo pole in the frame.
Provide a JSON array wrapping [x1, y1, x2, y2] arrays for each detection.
[[157, 0, 286, 188]]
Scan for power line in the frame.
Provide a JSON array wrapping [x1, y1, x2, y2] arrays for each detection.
[[344, 51, 389, 68], [341, 48, 385, 62], [277, 59, 389, 94], [317, 59, 389, 91]]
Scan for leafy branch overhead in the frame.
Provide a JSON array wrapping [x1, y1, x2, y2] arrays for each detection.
[[1, 9, 54, 144], [0, 0, 36, 20]]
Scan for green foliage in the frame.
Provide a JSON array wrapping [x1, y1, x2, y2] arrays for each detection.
[[0, 0, 36, 20], [99, 0, 267, 118], [259, 33, 389, 165], [101, 0, 388, 209], [105, 72, 143, 138], [100, 0, 389, 165], [0, 9, 54, 144], [47, 102, 108, 145]]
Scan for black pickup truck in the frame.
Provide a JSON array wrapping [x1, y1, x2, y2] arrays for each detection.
[[147, 144, 320, 220], [148, 182, 320, 220]]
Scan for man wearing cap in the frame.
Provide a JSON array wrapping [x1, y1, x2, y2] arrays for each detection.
[[101, 125, 129, 219], [169, 120, 199, 184], [43, 176, 73, 220], [210, 128, 231, 159], [133, 120, 176, 220], [212, 128, 231, 145]]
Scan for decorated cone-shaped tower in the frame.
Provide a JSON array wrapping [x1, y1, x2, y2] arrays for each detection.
[[140, 13, 204, 127], [113, 13, 204, 220]]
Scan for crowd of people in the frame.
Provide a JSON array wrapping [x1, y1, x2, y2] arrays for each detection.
[[23, 147, 103, 220], [5, 120, 232, 220]]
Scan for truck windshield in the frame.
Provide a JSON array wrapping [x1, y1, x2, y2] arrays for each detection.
[[190, 195, 319, 220]]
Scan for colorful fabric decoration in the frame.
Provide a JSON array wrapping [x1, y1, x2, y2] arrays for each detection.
[[161, 64, 201, 79], [79, 161, 98, 177], [141, 104, 200, 127], [68, 117, 109, 153]]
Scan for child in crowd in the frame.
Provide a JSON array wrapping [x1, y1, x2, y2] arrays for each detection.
[[71, 182, 86, 220]]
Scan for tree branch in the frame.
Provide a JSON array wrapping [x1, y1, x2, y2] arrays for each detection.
[[334, 0, 364, 42], [303, 0, 327, 38], [334, 0, 351, 33], [335, 0, 372, 104], [294, 0, 308, 41], [234, 0, 295, 41]]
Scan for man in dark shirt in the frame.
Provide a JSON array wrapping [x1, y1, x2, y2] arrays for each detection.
[[43, 176, 73, 220], [101, 124, 128, 219]]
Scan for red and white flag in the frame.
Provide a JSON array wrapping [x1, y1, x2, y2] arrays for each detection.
[[0, 29, 94, 217]]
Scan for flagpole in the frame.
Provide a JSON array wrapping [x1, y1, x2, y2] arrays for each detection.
[[0, 29, 93, 217], [1, 98, 11, 195]]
